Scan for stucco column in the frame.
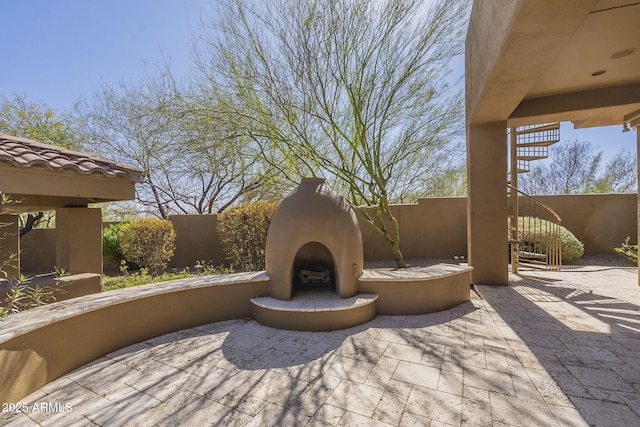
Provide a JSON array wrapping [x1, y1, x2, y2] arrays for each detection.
[[0, 215, 20, 279], [56, 208, 102, 275], [467, 121, 508, 285]]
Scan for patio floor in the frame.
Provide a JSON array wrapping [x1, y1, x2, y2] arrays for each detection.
[[2, 261, 639, 426]]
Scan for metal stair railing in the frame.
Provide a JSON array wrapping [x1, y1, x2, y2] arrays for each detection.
[[508, 185, 562, 273]]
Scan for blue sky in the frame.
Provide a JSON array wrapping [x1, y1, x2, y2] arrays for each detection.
[[2, 0, 209, 107], [2, 0, 635, 162]]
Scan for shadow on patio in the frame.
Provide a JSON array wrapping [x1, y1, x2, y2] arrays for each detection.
[[478, 265, 640, 427]]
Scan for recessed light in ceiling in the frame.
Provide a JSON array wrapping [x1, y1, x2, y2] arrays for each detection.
[[610, 48, 636, 60], [591, 69, 607, 77]]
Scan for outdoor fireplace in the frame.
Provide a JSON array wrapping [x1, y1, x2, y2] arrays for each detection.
[[265, 177, 363, 300], [293, 242, 336, 290]]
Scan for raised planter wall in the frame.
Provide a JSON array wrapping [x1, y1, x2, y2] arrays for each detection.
[[0, 274, 270, 404]]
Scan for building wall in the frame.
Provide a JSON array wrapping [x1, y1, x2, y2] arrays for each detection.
[[19, 193, 638, 272]]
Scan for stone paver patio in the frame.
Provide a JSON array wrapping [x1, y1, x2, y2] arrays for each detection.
[[2, 262, 639, 426]]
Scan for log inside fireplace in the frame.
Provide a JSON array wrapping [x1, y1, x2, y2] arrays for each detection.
[[292, 242, 336, 291]]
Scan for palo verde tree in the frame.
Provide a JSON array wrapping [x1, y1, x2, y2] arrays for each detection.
[[204, 0, 469, 267]]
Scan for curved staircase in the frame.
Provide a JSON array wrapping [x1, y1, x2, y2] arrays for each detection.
[[508, 123, 562, 272]]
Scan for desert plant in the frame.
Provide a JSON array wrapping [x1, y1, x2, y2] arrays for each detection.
[[102, 222, 129, 264], [518, 217, 584, 263], [217, 202, 278, 271], [119, 218, 176, 276], [0, 277, 62, 317], [615, 236, 638, 265]]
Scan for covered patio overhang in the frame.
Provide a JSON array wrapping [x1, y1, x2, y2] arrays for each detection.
[[465, 0, 640, 284], [0, 133, 143, 283]]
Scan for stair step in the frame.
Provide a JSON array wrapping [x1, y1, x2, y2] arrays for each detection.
[[516, 139, 560, 147], [517, 261, 553, 270], [515, 123, 560, 135], [517, 250, 547, 260], [517, 155, 548, 161]]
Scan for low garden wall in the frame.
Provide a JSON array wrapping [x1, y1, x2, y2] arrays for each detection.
[[0, 272, 270, 404], [19, 193, 638, 272]]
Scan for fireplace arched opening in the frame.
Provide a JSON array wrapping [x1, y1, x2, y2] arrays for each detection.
[[291, 241, 337, 295]]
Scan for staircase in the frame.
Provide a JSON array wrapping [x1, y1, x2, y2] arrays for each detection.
[[508, 185, 562, 272], [508, 123, 562, 272], [513, 122, 560, 173]]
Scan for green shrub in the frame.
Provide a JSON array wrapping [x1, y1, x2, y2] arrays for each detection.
[[518, 217, 584, 263], [102, 222, 129, 264], [217, 202, 278, 271], [119, 218, 176, 276], [615, 236, 638, 265], [102, 263, 234, 291]]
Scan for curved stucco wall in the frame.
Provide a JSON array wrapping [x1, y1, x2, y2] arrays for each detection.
[[1, 267, 472, 403], [265, 178, 364, 300], [0, 273, 270, 404], [358, 269, 472, 315]]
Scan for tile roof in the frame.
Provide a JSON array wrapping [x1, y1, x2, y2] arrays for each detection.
[[0, 133, 144, 182]]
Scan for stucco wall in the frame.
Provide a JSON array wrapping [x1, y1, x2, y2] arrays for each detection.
[[19, 193, 638, 272], [360, 197, 468, 261], [536, 193, 637, 254], [20, 228, 56, 273], [168, 215, 226, 269]]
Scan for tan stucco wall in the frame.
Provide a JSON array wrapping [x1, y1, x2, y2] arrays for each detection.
[[465, 0, 521, 123], [0, 166, 137, 203], [0, 215, 19, 279], [465, 0, 598, 125], [358, 270, 471, 315], [535, 193, 638, 253], [19, 194, 639, 272], [20, 228, 56, 272], [467, 121, 509, 285], [360, 198, 468, 261], [168, 215, 226, 269], [56, 208, 102, 275], [0, 278, 270, 404]]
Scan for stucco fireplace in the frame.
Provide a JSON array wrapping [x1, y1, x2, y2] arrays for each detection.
[[265, 177, 363, 300]]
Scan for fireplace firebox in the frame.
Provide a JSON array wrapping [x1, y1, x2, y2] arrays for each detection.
[[292, 242, 336, 291]]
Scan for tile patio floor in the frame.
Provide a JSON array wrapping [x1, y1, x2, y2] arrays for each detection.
[[2, 263, 640, 426]]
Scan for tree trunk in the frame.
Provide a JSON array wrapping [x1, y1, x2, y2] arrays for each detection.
[[358, 203, 406, 269], [387, 211, 406, 269], [19, 212, 44, 238]]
